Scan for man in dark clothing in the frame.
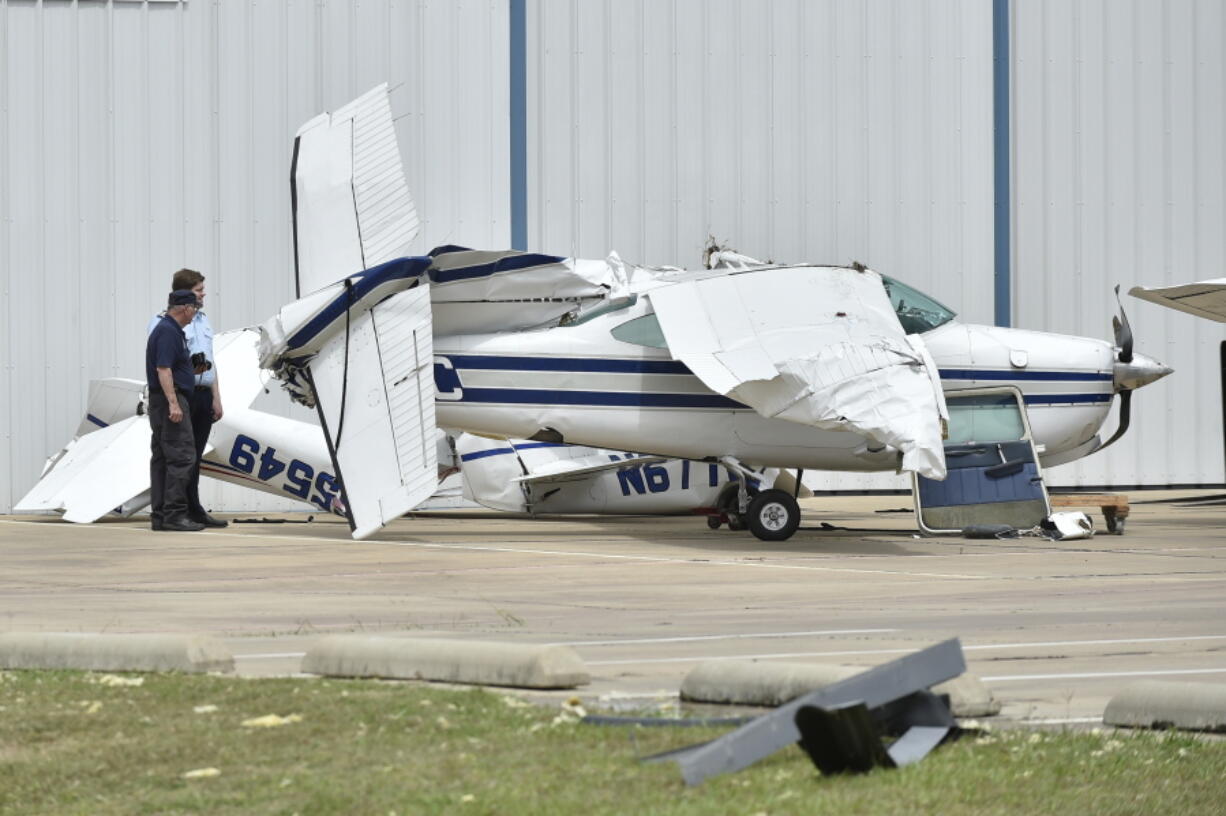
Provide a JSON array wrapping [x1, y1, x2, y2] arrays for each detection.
[[147, 290, 205, 532], [147, 268, 227, 528]]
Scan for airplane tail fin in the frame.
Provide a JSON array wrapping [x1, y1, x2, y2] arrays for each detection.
[[292, 83, 420, 298], [73, 378, 146, 440]]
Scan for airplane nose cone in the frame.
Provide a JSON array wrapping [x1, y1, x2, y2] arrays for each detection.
[[1113, 351, 1174, 391]]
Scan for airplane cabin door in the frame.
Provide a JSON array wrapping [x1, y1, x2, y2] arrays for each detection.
[[913, 387, 1050, 534]]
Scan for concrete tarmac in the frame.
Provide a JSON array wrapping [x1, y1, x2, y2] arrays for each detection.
[[3, 491, 1224, 725]]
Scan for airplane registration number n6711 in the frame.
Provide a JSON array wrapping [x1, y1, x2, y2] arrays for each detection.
[[606, 455, 752, 497], [227, 434, 342, 511]]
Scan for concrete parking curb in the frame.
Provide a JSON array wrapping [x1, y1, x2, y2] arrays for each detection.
[[0, 632, 235, 673], [680, 659, 999, 717], [301, 635, 590, 689], [1104, 680, 1226, 732]]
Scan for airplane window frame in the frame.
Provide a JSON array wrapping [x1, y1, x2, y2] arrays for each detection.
[[881, 276, 957, 334]]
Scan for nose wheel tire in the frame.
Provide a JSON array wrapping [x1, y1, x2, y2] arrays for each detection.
[[746, 489, 801, 541]]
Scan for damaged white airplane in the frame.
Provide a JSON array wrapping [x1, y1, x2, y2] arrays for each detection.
[[18, 85, 1173, 542]]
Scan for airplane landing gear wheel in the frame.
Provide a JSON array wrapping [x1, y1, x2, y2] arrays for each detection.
[[706, 515, 722, 530], [715, 483, 757, 532], [747, 489, 801, 542]]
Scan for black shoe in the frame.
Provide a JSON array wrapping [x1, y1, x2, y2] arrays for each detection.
[[161, 517, 205, 532], [151, 520, 164, 531], [190, 512, 228, 528]]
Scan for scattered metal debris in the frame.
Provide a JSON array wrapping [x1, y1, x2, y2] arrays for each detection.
[[643, 638, 966, 785]]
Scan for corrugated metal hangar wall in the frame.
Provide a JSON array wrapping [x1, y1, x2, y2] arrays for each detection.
[[1, 0, 1223, 512], [0, 0, 511, 512]]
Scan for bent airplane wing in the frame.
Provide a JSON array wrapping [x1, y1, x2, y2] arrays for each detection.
[[1129, 279, 1226, 323], [14, 415, 151, 522], [646, 265, 949, 479]]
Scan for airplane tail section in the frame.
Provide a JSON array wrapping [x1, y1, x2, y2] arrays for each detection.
[[14, 376, 151, 521], [292, 83, 420, 298], [258, 260, 437, 539], [69, 378, 145, 438]]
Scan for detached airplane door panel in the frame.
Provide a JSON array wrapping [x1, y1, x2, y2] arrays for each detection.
[[914, 389, 1049, 534]]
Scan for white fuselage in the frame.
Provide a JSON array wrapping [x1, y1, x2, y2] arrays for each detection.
[[193, 305, 1116, 507], [432, 297, 1116, 472]]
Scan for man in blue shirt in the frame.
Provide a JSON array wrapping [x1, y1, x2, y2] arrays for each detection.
[[147, 269, 227, 528], [147, 290, 205, 532]]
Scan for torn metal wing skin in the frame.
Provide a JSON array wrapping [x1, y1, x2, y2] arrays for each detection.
[[646, 265, 949, 479]]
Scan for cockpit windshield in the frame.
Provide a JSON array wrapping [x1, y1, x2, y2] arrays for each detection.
[[881, 275, 957, 334]]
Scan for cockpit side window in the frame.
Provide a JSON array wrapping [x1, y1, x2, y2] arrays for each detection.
[[610, 312, 668, 349], [881, 276, 957, 334]]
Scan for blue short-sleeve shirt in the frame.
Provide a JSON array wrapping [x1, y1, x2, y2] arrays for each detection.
[[146, 315, 194, 393]]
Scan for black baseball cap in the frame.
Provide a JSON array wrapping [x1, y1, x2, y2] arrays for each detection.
[[168, 289, 201, 308]]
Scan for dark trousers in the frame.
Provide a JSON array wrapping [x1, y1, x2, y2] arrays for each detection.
[[149, 391, 196, 524], [186, 387, 216, 516]]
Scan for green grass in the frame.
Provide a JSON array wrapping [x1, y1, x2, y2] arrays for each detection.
[[2, 670, 1224, 815]]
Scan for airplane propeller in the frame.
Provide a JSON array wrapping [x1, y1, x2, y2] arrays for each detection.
[[1112, 284, 1133, 364], [1097, 285, 1171, 452]]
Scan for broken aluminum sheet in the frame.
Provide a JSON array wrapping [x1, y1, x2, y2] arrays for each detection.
[[1129, 278, 1226, 323], [647, 265, 949, 479], [426, 247, 640, 335], [646, 638, 965, 785], [293, 83, 420, 297]]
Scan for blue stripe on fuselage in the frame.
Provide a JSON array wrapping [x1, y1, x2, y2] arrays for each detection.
[[442, 354, 691, 375], [939, 368, 1112, 382], [460, 387, 744, 410], [1022, 393, 1112, 405], [433, 355, 1113, 409]]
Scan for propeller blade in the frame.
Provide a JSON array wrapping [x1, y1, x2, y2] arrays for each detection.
[[1095, 389, 1133, 453], [1113, 284, 1134, 363]]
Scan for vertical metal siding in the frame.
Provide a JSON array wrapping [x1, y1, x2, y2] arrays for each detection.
[[527, 0, 994, 490], [1013, 0, 1226, 486], [0, 0, 508, 513]]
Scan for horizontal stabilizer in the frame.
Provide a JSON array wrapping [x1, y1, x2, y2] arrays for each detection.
[[14, 416, 151, 523], [309, 285, 438, 539]]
